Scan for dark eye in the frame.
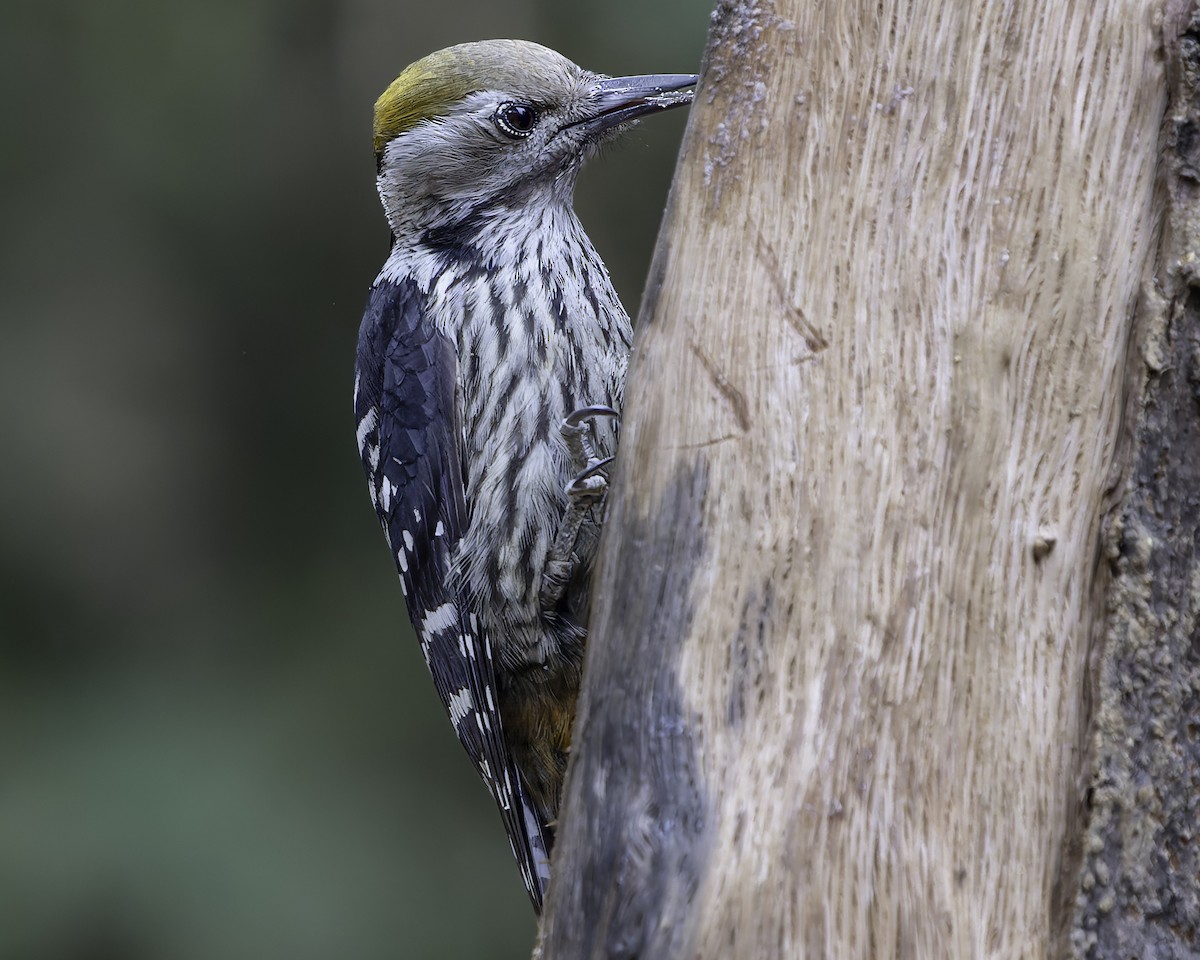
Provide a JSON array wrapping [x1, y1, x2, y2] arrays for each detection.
[[495, 102, 538, 138]]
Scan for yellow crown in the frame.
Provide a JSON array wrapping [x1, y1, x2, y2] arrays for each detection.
[[373, 40, 576, 157]]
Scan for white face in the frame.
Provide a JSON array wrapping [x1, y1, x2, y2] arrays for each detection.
[[374, 47, 694, 238], [378, 77, 605, 214]]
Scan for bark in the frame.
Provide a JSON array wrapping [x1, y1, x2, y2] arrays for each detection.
[[1069, 4, 1200, 957], [538, 0, 1196, 957]]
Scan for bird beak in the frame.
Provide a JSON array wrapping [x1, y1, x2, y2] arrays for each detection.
[[566, 73, 697, 137]]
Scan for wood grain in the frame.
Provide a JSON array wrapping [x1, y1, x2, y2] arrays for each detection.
[[539, 0, 1166, 956]]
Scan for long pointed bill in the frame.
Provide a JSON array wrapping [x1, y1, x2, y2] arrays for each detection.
[[566, 73, 698, 137]]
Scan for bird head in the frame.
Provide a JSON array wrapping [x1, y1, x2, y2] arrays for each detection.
[[372, 40, 696, 239]]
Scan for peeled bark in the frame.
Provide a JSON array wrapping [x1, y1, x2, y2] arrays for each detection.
[[538, 0, 1197, 957]]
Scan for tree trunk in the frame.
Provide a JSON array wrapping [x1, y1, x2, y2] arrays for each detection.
[[538, 0, 1198, 957], [1069, 3, 1200, 956]]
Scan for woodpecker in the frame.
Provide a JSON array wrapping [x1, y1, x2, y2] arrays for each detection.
[[353, 40, 694, 910]]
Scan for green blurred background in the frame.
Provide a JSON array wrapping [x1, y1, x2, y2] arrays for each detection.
[[0, 2, 709, 957]]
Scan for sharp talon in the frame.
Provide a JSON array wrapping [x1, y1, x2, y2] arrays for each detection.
[[566, 456, 613, 497], [543, 410, 618, 610], [564, 405, 619, 428]]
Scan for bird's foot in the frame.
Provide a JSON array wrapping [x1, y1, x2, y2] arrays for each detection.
[[539, 406, 620, 610], [561, 405, 619, 500]]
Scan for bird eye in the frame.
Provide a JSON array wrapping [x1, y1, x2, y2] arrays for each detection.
[[494, 103, 538, 138]]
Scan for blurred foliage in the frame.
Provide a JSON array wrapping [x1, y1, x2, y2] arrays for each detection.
[[0, 1, 711, 957]]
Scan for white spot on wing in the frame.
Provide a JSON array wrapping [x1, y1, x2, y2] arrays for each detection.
[[421, 602, 457, 636], [524, 799, 552, 884], [356, 407, 378, 453], [397, 548, 408, 573], [402, 530, 414, 551], [447, 687, 473, 730], [434, 520, 445, 537]]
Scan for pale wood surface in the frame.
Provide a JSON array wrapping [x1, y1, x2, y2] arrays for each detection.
[[539, 1, 1166, 957]]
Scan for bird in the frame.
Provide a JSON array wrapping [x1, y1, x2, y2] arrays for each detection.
[[353, 38, 695, 911]]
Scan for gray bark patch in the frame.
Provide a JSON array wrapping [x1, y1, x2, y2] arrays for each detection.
[[1070, 18, 1200, 946], [701, 0, 786, 207], [540, 463, 712, 960], [1071, 290, 1200, 959]]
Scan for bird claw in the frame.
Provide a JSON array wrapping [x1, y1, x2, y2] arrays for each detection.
[[561, 406, 619, 499], [566, 456, 613, 498], [540, 407, 620, 610], [564, 405, 619, 430]]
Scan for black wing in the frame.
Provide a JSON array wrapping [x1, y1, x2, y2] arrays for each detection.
[[355, 275, 552, 911]]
